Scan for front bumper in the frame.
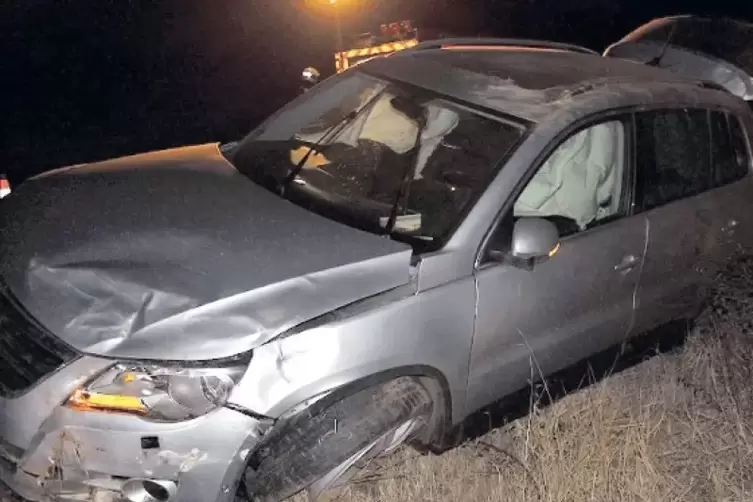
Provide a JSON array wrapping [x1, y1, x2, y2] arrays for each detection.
[[1, 406, 265, 502], [0, 359, 268, 502]]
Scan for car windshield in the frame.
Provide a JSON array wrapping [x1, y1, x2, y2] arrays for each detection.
[[230, 72, 525, 251]]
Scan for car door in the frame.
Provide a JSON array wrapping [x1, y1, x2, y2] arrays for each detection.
[[630, 108, 726, 335], [466, 117, 647, 415]]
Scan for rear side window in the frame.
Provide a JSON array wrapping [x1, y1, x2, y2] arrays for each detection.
[[635, 109, 711, 211], [710, 112, 750, 186]]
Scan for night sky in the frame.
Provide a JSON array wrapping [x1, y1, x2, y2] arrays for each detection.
[[4, 0, 752, 181]]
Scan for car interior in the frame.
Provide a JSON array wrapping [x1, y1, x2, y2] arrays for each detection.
[[514, 120, 626, 236]]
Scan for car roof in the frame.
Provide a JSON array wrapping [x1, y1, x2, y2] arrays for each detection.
[[361, 46, 734, 122], [408, 47, 690, 91]]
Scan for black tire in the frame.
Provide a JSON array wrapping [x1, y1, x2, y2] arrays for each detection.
[[243, 377, 434, 502]]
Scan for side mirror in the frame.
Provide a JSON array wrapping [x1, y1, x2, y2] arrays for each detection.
[[511, 217, 561, 260]]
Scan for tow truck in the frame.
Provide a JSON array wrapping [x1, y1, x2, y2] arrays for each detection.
[[300, 20, 421, 90], [334, 20, 420, 73]]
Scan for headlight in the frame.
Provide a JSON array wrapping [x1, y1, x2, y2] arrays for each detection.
[[67, 363, 246, 421]]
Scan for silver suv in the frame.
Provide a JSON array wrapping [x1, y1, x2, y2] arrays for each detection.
[[2, 39, 753, 502]]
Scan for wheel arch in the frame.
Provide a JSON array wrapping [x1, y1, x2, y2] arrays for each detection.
[[295, 365, 452, 443], [243, 373, 443, 501]]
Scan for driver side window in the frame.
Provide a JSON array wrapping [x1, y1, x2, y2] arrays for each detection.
[[514, 119, 629, 237], [486, 118, 630, 259]]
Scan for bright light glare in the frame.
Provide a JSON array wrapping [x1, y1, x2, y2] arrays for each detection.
[[304, 0, 349, 9]]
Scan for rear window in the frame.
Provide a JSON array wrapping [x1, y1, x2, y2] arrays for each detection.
[[635, 108, 750, 212], [635, 109, 711, 211]]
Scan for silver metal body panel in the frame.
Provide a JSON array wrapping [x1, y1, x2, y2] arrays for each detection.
[[468, 215, 648, 414]]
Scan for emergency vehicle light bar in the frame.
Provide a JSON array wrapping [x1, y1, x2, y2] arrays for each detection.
[[335, 38, 420, 72]]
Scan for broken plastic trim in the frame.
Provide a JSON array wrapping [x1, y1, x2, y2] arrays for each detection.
[[224, 403, 276, 423]]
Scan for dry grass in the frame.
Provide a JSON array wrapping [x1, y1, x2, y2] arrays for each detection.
[[310, 264, 753, 502]]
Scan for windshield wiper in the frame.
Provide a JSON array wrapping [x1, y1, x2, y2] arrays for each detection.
[[384, 113, 427, 234], [383, 146, 421, 234], [278, 110, 359, 193], [280, 90, 388, 193]]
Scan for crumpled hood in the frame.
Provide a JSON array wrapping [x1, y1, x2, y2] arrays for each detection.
[[0, 143, 412, 360]]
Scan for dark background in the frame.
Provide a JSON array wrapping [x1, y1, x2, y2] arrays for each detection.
[[3, 0, 752, 181]]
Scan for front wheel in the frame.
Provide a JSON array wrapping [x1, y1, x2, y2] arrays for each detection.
[[242, 377, 436, 502]]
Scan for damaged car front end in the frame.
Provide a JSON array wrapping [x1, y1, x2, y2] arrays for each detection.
[[0, 172, 424, 502], [0, 55, 528, 502], [0, 263, 286, 502], [0, 152, 423, 502], [0, 356, 267, 502]]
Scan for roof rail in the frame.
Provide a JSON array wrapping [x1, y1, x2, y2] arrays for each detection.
[[405, 38, 599, 55]]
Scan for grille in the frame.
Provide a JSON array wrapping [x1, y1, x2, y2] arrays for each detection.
[[0, 283, 78, 397]]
